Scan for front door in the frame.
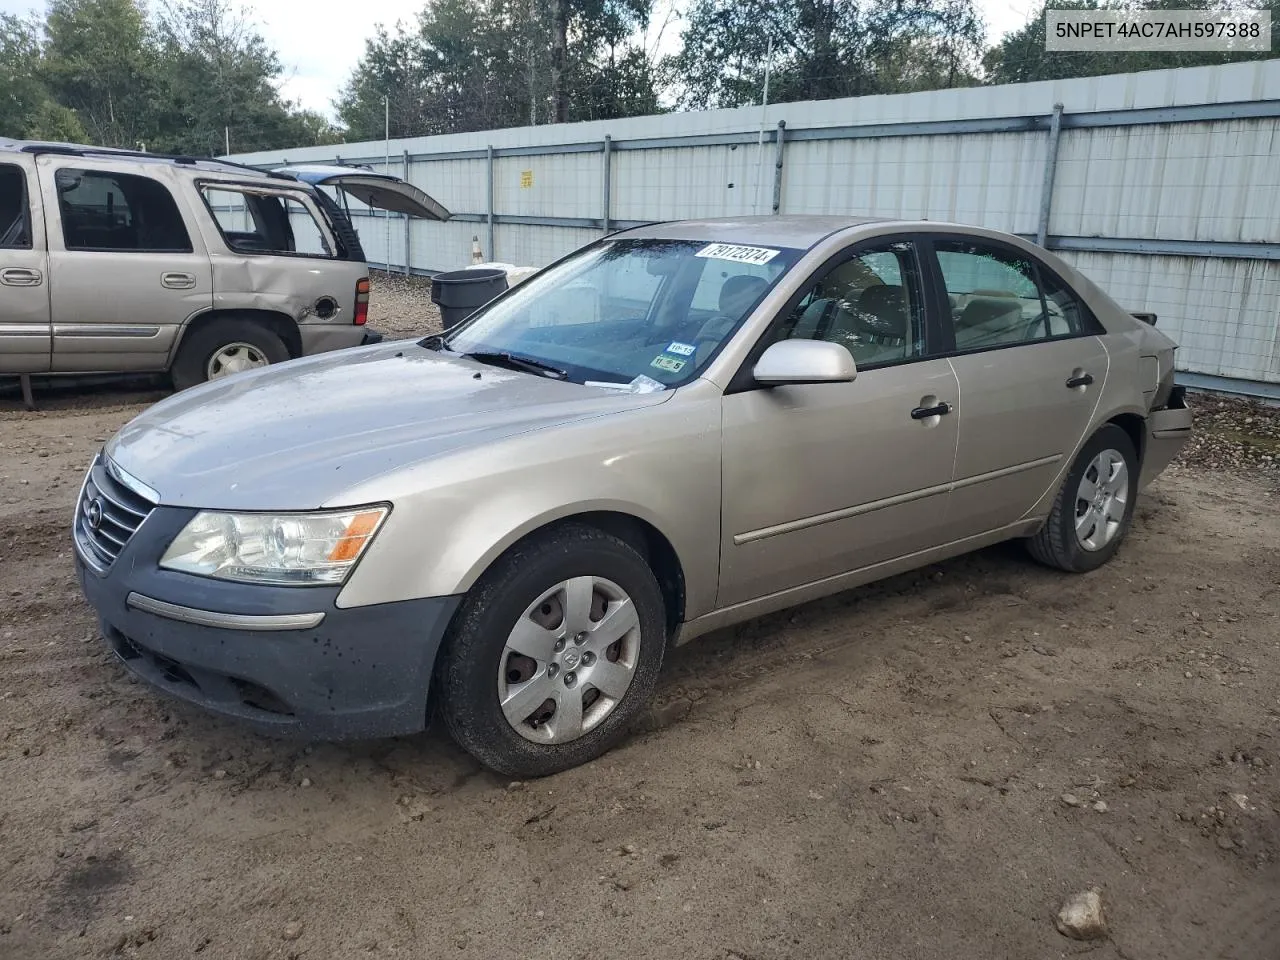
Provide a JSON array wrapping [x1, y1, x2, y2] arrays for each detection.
[[718, 238, 960, 608], [0, 158, 51, 373], [38, 159, 212, 372], [930, 236, 1108, 537]]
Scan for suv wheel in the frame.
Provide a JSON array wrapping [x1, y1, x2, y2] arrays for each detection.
[[171, 318, 289, 390], [437, 524, 667, 778]]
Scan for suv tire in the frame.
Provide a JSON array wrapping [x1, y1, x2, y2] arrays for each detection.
[[437, 524, 667, 778], [171, 317, 290, 390]]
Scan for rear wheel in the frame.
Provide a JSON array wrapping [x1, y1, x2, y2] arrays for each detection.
[[1026, 423, 1139, 572], [437, 524, 666, 777], [171, 318, 289, 390]]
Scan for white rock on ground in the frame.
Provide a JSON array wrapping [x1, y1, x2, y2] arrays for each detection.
[[1055, 888, 1108, 940]]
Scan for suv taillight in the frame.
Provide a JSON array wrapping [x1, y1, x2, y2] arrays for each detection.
[[354, 278, 370, 326]]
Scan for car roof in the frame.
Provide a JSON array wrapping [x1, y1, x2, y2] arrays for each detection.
[[614, 215, 893, 249], [0, 138, 292, 182]]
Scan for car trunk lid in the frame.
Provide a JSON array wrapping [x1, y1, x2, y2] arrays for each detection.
[[275, 164, 450, 221]]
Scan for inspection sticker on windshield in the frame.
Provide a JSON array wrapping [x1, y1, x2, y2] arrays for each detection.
[[695, 243, 780, 266], [665, 341, 696, 357], [651, 355, 686, 374]]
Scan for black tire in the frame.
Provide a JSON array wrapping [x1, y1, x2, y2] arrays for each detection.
[[437, 524, 667, 778], [1026, 423, 1139, 572], [170, 317, 290, 391]]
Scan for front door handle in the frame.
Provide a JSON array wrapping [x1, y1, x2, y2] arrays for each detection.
[[911, 400, 953, 420], [1066, 372, 1095, 389], [1, 267, 43, 287], [161, 272, 196, 290]]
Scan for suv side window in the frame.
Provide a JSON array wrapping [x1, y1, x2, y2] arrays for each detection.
[[769, 240, 925, 368], [201, 186, 333, 258], [936, 239, 1086, 349], [0, 164, 31, 248], [55, 168, 191, 253]]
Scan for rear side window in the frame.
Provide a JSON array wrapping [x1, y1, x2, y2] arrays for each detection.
[[55, 168, 191, 253], [201, 185, 333, 258], [0, 164, 31, 248], [935, 239, 1087, 350]]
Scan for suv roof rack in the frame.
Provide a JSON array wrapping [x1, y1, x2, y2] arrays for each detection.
[[19, 143, 294, 180]]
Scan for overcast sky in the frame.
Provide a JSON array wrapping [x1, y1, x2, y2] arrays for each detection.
[[0, 0, 1039, 119]]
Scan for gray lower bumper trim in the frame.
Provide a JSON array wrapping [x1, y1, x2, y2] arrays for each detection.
[[126, 592, 325, 631]]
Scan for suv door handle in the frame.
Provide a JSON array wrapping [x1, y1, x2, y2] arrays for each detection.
[[161, 272, 196, 290], [1, 267, 43, 287], [1066, 372, 1095, 389], [911, 400, 952, 420]]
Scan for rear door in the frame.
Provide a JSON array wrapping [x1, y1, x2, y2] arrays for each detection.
[[717, 237, 960, 607], [0, 156, 51, 373], [927, 235, 1108, 537], [38, 159, 213, 372]]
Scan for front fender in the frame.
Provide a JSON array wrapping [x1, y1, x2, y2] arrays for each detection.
[[335, 385, 724, 620]]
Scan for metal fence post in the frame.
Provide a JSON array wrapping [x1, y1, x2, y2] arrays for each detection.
[[486, 145, 495, 261], [602, 135, 613, 234], [772, 121, 786, 214], [1036, 103, 1065, 248], [403, 149, 411, 275]]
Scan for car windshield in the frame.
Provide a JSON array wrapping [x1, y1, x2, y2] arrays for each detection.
[[439, 238, 802, 388]]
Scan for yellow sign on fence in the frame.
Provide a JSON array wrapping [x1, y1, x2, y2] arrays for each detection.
[[520, 170, 534, 188]]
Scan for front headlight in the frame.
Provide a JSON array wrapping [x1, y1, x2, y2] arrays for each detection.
[[159, 507, 389, 585]]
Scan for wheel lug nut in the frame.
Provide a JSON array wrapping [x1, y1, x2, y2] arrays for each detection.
[[575, 631, 588, 645], [582, 652, 595, 666], [554, 638, 565, 652], [564, 671, 577, 687], [547, 664, 559, 678]]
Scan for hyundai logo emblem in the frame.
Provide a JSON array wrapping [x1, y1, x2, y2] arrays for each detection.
[[86, 498, 104, 531]]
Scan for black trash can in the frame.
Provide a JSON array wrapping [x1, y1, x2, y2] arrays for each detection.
[[430, 268, 509, 330]]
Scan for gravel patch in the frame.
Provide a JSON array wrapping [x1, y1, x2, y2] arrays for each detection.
[[1178, 391, 1280, 472], [367, 272, 442, 340]]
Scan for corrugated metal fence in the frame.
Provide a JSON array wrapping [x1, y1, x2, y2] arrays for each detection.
[[233, 60, 1280, 396]]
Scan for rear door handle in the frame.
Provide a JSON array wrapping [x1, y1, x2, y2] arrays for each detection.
[[911, 401, 952, 420], [1, 267, 43, 287], [161, 272, 196, 290], [1066, 372, 1095, 389]]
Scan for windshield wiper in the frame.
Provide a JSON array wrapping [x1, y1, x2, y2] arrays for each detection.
[[461, 351, 568, 380]]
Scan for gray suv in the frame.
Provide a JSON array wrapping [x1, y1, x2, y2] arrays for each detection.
[[0, 140, 447, 388]]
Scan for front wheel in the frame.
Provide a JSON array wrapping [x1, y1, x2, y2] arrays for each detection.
[[437, 524, 667, 778], [1026, 423, 1139, 572]]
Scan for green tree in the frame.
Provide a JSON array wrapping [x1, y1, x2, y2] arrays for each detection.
[[40, 0, 156, 148], [665, 0, 986, 110], [985, 0, 1280, 84]]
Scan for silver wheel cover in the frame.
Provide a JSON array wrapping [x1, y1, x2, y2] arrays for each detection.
[[207, 342, 270, 380], [1075, 448, 1129, 551], [497, 575, 642, 744]]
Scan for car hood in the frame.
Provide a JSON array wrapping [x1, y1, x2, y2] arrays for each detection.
[[106, 342, 670, 510]]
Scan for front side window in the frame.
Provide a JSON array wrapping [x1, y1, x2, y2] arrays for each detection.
[[201, 185, 333, 258], [0, 164, 31, 248], [443, 238, 800, 387], [768, 240, 925, 368], [936, 239, 1084, 349], [55, 168, 191, 253]]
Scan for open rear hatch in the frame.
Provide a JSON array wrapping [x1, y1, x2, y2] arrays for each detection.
[[274, 164, 450, 221]]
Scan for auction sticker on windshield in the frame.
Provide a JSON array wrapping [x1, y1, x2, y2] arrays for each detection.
[[695, 243, 780, 266], [651, 355, 686, 373]]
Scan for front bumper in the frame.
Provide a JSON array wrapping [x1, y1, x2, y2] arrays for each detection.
[[75, 503, 459, 739]]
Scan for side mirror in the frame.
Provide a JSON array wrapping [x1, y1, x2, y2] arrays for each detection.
[[753, 339, 857, 386]]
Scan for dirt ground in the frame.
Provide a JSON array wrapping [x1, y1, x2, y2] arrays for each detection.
[[2, 303, 1279, 958]]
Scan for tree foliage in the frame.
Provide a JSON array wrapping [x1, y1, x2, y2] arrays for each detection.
[[984, 0, 1280, 84], [0, 0, 338, 153], [664, 0, 986, 110], [336, 0, 660, 140]]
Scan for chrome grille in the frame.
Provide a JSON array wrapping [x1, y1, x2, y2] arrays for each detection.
[[74, 456, 157, 572]]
